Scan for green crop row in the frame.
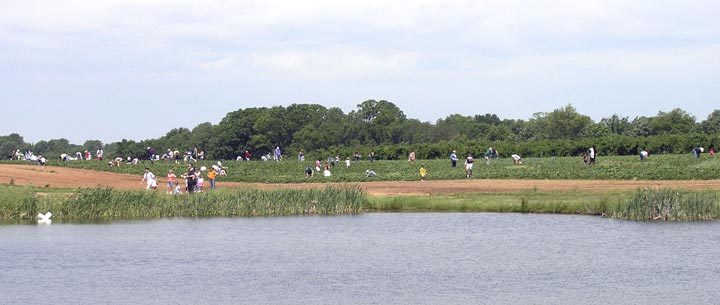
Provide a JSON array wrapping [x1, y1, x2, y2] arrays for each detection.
[[10, 153, 720, 183]]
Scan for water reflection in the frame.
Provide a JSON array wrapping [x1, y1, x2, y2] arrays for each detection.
[[2, 213, 720, 304]]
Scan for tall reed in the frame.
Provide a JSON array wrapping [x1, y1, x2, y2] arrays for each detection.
[[610, 188, 720, 221], [0, 185, 366, 220]]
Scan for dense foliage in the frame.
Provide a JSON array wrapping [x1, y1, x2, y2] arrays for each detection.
[[3, 102, 719, 160]]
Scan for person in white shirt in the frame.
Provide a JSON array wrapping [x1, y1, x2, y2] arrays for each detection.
[[141, 167, 157, 190]]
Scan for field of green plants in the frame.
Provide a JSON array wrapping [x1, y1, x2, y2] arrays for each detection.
[[15, 153, 720, 183]]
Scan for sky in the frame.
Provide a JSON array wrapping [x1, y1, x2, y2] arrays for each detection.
[[2, 0, 719, 145]]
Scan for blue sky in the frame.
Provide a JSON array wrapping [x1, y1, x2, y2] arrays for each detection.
[[2, 0, 719, 144]]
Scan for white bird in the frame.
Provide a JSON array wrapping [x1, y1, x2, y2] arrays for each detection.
[[37, 212, 52, 225]]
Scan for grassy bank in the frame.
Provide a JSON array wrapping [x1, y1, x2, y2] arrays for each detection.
[[2, 184, 718, 222], [367, 188, 720, 221], [0, 185, 365, 220]]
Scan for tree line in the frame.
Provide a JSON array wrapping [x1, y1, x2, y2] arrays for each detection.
[[3, 100, 720, 161]]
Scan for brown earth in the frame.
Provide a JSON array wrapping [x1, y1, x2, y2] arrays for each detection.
[[3, 164, 720, 196]]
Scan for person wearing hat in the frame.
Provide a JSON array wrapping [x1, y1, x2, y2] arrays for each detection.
[[366, 169, 377, 178], [450, 150, 458, 167]]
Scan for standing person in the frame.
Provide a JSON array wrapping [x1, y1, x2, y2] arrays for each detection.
[[464, 153, 474, 179], [368, 151, 375, 162], [141, 167, 157, 190], [207, 167, 217, 190], [196, 169, 204, 192], [38, 155, 46, 169], [96, 147, 103, 161], [244, 150, 252, 161], [147, 147, 155, 163], [315, 159, 322, 172], [419, 164, 427, 181], [166, 170, 176, 193], [274, 147, 282, 162], [345, 157, 351, 168], [450, 150, 458, 167], [354, 151, 360, 163], [408, 150, 416, 164], [298, 149, 305, 161], [184, 163, 197, 194], [589, 146, 596, 165]]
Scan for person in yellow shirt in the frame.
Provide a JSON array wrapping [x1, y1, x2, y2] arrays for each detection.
[[207, 167, 218, 190], [419, 164, 427, 181]]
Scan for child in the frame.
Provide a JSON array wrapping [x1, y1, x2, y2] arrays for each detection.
[[197, 176, 204, 192], [172, 182, 182, 195], [419, 164, 427, 181], [464, 154, 474, 179], [207, 167, 217, 190], [167, 170, 176, 193]]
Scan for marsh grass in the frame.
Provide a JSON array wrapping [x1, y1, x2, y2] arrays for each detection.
[[0, 185, 366, 220], [611, 188, 720, 221], [367, 188, 720, 221], [367, 190, 627, 215]]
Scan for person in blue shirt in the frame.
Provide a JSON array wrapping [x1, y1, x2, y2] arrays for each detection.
[[450, 150, 458, 167]]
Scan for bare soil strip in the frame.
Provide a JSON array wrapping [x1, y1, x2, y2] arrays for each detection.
[[3, 164, 720, 196]]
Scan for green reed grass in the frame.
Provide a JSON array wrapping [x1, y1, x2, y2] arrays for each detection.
[[365, 188, 720, 221], [609, 188, 720, 221], [0, 185, 366, 220], [366, 190, 625, 215]]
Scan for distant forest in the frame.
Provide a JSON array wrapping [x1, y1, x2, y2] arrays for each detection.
[[3, 100, 720, 160]]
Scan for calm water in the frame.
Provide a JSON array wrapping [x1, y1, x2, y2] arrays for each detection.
[[2, 213, 720, 305]]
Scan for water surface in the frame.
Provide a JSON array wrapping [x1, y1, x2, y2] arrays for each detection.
[[2, 213, 719, 304]]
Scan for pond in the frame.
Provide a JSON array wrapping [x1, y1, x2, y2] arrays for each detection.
[[2, 213, 720, 304]]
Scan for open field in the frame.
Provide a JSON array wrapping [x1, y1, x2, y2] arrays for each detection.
[[3, 159, 720, 221], [9, 154, 720, 184], [2, 162, 720, 196]]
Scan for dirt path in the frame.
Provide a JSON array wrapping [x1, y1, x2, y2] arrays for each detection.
[[3, 164, 720, 195]]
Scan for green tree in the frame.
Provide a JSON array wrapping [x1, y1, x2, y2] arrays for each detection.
[[700, 109, 720, 134], [541, 104, 593, 139], [352, 100, 407, 144], [0, 133, 28, 158], [650, 108, 697, 135], [600, 114, 632, 135], [83, 140, 103, 152]]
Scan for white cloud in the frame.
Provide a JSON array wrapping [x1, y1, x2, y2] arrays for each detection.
[[197, 49, 420, 80]]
